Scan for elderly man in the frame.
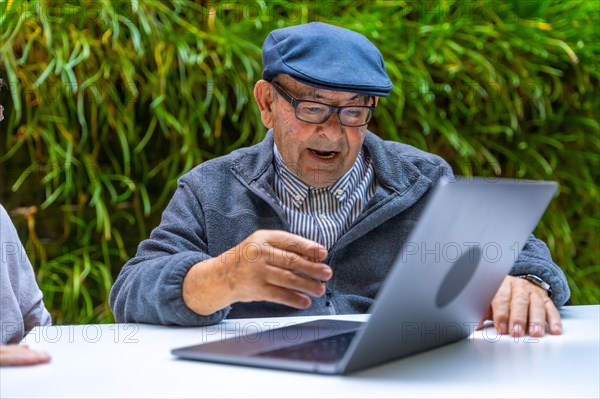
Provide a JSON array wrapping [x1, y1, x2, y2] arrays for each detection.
[[110, 22, 569, 337]]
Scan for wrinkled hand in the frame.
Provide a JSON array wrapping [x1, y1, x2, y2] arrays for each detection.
[[480, 275, 562, 337], [184, 230, 332, 315], [0, 344, 51, 366]]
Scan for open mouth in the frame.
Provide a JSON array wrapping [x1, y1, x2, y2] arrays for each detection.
[[310, 149, 338, 159]]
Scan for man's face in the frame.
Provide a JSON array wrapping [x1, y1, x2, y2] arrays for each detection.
[[269, 78, 373, 188]]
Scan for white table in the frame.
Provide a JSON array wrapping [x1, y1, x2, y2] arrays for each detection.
[[1, 305, 598, 398]]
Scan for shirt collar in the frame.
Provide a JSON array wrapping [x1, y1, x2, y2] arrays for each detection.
[[273, 144, 368, 206]]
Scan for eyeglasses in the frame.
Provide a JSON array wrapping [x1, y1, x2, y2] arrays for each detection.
[[271, 82, 375, 127]]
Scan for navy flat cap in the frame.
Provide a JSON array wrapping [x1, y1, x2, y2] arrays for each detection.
[[262, 22, 393, 97]]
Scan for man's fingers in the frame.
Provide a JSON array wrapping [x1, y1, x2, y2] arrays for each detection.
[[256, 230, 328, 261], [545, 299, 563, 335], [265, 266, 327, 297], [477, 306, 492, 330], [267, 249, 332, 281], [486, 275, 563, 338], [508, 281, 530, 337], [217, 230, 332, 308], [260, 285, 313, 309], [491, 277, 512, 334], [527, 292, 547, 337]]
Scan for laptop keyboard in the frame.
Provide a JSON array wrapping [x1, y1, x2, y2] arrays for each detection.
[[255, 331, 357, 363]]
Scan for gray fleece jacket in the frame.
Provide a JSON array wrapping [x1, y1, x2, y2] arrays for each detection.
[[109, 130, 570, 325], [1, 205, 52, 344]]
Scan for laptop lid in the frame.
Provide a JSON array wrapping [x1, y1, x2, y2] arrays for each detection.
[[172, 177, 558, 374]]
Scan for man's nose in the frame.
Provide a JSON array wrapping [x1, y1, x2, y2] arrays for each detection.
[[317, 112, 344, 139]]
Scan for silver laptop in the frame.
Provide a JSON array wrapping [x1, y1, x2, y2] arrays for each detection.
[[172, 177, 557, 374]]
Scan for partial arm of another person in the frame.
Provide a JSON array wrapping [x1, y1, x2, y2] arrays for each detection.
[[0, 344, 50, 366], [1, 206, 52, 344], [1, 205, 52, 365]]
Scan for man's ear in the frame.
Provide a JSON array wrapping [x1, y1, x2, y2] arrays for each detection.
[[254, 80, 274, 128]]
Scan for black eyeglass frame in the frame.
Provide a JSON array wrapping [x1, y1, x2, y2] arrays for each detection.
[[271, 82, 376, 127]]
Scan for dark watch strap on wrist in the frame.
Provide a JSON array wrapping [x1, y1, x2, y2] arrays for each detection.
[[518, 274, 553, 297]]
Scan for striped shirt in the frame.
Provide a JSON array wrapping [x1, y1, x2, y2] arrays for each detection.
[[273, 145, 377, 249]]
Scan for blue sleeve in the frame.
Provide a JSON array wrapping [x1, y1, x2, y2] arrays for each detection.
[[109, 180, 230, 326]]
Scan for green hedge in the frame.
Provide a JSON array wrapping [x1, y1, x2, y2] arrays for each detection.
[[1, 0, 598, 324]]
